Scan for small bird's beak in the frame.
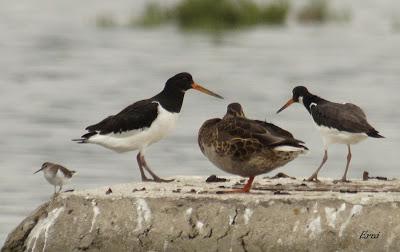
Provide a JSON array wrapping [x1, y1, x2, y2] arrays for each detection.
[[277, 98, 295, 114], [34, 168, 43, 174], [191, 82, 223, 99]]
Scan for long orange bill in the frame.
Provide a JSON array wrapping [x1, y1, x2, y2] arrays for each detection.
[[192, 82, 223, 99], [276, 98, 294, 114]]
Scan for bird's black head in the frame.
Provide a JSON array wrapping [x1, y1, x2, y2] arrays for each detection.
[[225, 103, 246, 118], [165, 72, 194, 92], [164, 72, 223, 99], [276, 86, 310, 113], [292, 86, 309, 102]]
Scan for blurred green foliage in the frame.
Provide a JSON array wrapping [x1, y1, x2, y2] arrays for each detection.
[[134, 3, 169, 27], [175, 0, 289, 29], [137, 0, 290, 30], [96, 0, 351, 31]]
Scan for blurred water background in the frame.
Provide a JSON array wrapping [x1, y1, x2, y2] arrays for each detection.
[[1, 0, 400, 244]]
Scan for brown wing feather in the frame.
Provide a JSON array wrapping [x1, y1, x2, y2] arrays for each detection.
[[217, 117, 305, 148], [57, 165, 75, 178]]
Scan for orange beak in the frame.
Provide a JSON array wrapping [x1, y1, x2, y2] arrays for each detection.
[[191, 82, 223, 99], [276, 98, 294, 114]]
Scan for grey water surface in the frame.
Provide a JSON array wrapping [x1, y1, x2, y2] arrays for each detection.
[[1, 0, 400, 245]]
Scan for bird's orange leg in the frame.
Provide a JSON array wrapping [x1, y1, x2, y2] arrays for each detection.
[[221, 176, 255, 194]]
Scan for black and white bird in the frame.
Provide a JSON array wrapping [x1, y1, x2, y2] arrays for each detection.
[[34, 162, 76, 194], [277, 86, 384, 182], [73, 72, 223, 182]]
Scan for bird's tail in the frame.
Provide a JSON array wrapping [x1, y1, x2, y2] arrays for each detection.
[[272, 139, 309, 152], [72, 138, 88, 144], [72, 132, 97, 143], [368, 130, 385, 138], [273, 145, 308, 152]]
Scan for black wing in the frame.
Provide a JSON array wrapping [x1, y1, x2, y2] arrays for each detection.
[[84, 99, 159, 135], [310, 102, 376, 134]]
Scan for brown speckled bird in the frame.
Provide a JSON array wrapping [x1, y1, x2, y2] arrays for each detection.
[[198, 103, 308, 193], [34, 162, 76, 194]]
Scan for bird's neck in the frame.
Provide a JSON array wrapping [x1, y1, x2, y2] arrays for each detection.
[[153, 88, 185, 113], [301, 94, 326, 113], [223, 112, 246, 119]]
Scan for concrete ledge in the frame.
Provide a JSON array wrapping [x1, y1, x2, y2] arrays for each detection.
[[2, 176, 400, 252]]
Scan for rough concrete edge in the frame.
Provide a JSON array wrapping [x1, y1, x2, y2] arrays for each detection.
[[1, 201, 50, 252], [3, 185, 400, 251]]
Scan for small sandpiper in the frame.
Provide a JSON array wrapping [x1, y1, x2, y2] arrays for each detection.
[[277, 86, 384, 182], [34, 162, 76, 194], [198, 103, 308, 193], [73, 72, 223, 182]]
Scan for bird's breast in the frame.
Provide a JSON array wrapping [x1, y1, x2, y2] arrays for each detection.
[[88, 104, 180, 152], [44, 171, 67, 186], [147, 105, 180, 144]]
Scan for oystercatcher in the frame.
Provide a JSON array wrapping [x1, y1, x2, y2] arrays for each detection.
[[277, 86, 384, 182], [34, 162, 76, 194], [198, 103, 307, 193], [73, 72, 223, 182]]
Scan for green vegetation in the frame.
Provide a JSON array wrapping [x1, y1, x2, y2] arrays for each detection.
[[134, 2, 169, 27], [96, 0, 351, 31], [136, 0, 290, 30], [262, 0, 290, 24], [175, 0, 290, 29]]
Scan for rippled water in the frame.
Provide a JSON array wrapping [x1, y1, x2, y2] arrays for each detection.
[[1, 0, 400, 245]]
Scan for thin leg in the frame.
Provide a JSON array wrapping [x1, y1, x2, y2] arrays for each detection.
[[136, 153, 151, 182], [307, 150, 328, 182], [221, 176, 255, 194], [140, 154, 174, 183], [334, 145, 352, 183], [58, 185, 62, 193], [241, 176, 255, 193]]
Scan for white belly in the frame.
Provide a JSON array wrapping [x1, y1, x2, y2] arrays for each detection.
[[88, 105, 179, 153], [44, 172, 69, 186], [317, 125, 368, 147]]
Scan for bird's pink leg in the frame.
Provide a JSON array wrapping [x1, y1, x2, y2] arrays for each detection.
[[307, 150, 328, 182], [140, 154, 174, 183]]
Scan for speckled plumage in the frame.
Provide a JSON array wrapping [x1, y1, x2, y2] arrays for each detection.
[[198, 103, 308, 179]]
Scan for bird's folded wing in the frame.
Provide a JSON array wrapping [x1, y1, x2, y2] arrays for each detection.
[[310, 102, 372, 133], [85, 100, 159, 135], [254, 120, 295, 139], [254, 133, 306, 149], [219, 118, 305, 148], [57, 165, 74, 178]]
